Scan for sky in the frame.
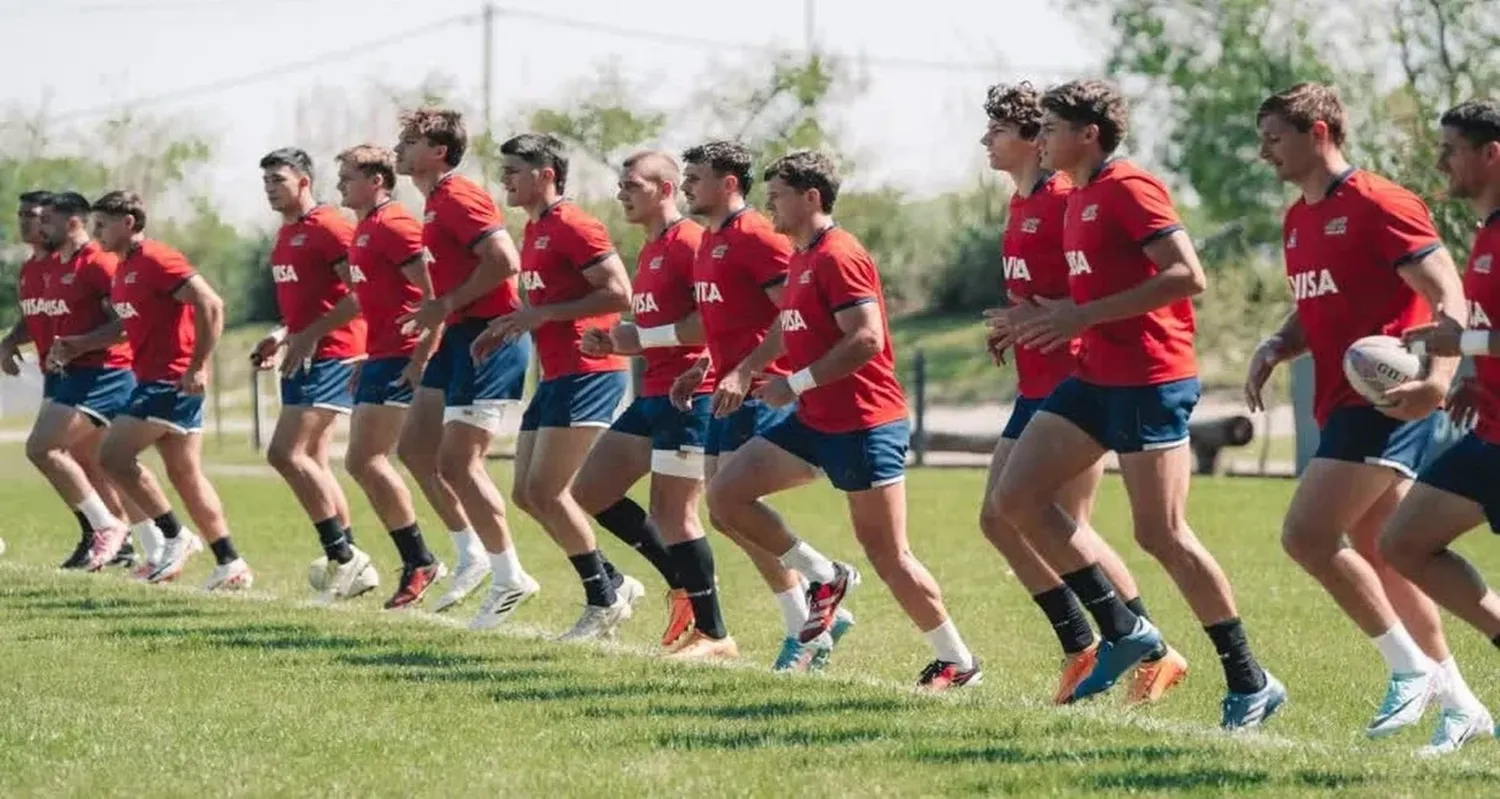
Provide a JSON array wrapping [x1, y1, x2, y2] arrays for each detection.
[[1, 0, 1100, 228]]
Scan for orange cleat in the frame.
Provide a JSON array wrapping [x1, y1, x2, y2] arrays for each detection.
[[1127, 645, 1188, 704], [661, 588, 695, 648], [1054, 644, 1099, 705], [664, 630, 739, 662]]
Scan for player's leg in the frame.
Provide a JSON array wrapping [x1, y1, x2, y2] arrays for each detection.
[[27, 399, 130, 570], [100, 399, 200, 584], [155, 430, 250, 591], [396, 386, 473, 608], [268, 406, 361, 581]]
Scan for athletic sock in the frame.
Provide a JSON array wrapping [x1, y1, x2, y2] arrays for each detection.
[[450, 528, 484, 566], [154, 511, 183, 540], [209, 536, 239, 566], [1124, 596, 1167, 661], [922, 619, 976, 670], [774, 586, 810, 638], [488, 547, 525, 588], [569, 550, 618, 607], [73, 510, 91, 536], [1437, 657, 1483, 712], [779, 539, 838, 584], [130, 520, 164, 560], [1060, 564, 1138, 641], [1205, 618, 1267, 695], [75, 492, 122, 532], [1032, 586, 1096, 655], [1372, 623, 1431, 674], [342, 525, 356, 546], [1492, 633, 1500, 651], [314, 517, 353, 564], [592, 498, 681, 589], [389, 524, 436, 567], [668, 538, 726, 638]]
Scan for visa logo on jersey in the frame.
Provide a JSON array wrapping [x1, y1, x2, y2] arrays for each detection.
[[1287, 268, 1339, 300], [1471, 300, 1493, 329], [20, 298, 69, 316], [781, 309, 808, 332], [520, 271, 545, 291], [694, 281, 724, 304], [1064, 251, 1092, 276], [348, 264, 368, 283], [632, 293, 659, 314], [1003, 256, 1032, 282], [271, 264, 298, 283], [113, 302, 138, 319]]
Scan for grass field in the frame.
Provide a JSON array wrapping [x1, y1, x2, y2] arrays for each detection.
[[3, 447, 1499, 797]]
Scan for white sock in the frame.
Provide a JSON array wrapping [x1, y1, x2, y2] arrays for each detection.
[[130, 520, 164, 560], [488, 547, 524, 588], [1372, 623, 1432, 674], [451, 528, 485, 566], [779, 540, 838, 584], [773, 587, 810, 638], [1437, 657, 1484, 712], [75, 493, 122, 532], [922, 619, 975, 670]]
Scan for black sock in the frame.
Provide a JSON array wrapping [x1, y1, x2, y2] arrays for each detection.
[[1492, 633, 1500, 650], [1206, 618, 1267, 695], [602, 557, 624, 591], [668, 538, 726, 639], [1032, 586, 1095, 655], [209, 536, 239, 566], [314, 517, 353, 564], [74, 510, 91, 537], [342, 525, 356, 546], [1124, 596, 1167, 662], [569, 550, 618, 607], [593, 498, 681, 589], [389, 524, 436, 567], [1060, 565, 1139, 642], [154, 511, 182, 539]]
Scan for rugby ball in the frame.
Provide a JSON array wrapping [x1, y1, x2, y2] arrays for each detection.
[[1343, 335, 1423, 407]]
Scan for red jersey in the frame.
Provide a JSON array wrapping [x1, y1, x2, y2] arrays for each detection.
[[423, 173, 520, 322], [1462, 212, 1500, 443], [112, 239, 198, 383], [1283, 169, 1439, 426], [694, 209, 792, 386], [1004, 172, 1081, 398], [17, 251, 56, 363], [51, 241, 131, 370], [633, 218, 711, 397], [270, 205, 363, 361], [781, 226, 907, 434], [520, 201, 628, 379], [349, 202, 427, 358]]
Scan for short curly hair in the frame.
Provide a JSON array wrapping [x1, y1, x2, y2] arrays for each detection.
[[1439, 99, 1500, 148], [1041, 80, 1129, 155], [1257, 82, 1347, 147], [682, 139, 755, 195], [984, 81, 1044, 140], [762, 150, 840, 213], [399, 107, 468, 168]]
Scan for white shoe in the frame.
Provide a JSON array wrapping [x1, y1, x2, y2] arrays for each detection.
[[1419, 705, 1495, 757], [469, 574, 541, 631], [147, 534, 197, 584], [433, 558, 492, 612], [1367, 670, 1438, 738], [204, 558, 253, 591], [308, 555, 332, 592], [558, 576, 645, 642], [314, 548, 377, 602]]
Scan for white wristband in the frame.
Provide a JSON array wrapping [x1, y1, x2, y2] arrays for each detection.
[[1461, 329, 1490, 356], [636, 324, 680, 349], [788, 368, 817, 395]]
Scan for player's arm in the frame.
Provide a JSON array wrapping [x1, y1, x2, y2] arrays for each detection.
[[399, 254, 443, 367], [441, 230, 521, 314], [1, 321, 30, 348], [0, 321, 29, 375], [299, 260, 362, 342], [798, 302, 884, 389], [1396, 247, 1469, 384], [539, 253, 632, 322], [1262, 310, 1309, 361], [1080, 230, 1207, 325], [62, 297, 128, 353], [736, 319, 787, 379], [610, 309, 705, 356], [174, 275, 225, 376]]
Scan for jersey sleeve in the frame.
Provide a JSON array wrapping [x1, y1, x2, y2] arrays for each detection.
[[817, 248, 882, 313], [1369, 187, 1441, 267], [1112, 174, 1183, 245], [318, 215, 355, 267], [374, 214, 427, 270], [149, 250, 198, 296], [84, 252, 118, 297], [554, 213, 617, 271], [739, 230, 792, 289], [667, 228, 703, 290], [435, 189, 505, 252]]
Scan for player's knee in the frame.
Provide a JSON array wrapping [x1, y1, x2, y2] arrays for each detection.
[[704, 481, 739, 525], [395, 436, 433, 477], [1377, 523, 1424, 573], [100, 442, 136, 482], [707, 513, 732, 535], [978, 497, 1012, 543], [265, 440, 299, 475], [992, 477, 1044, 530], [343, 448, 377, 483], [860, 544, 910, 583], [1131, 517, 1191, 563], [510, 483, 533, 516], [23, 433, 50, 467], [436, 447, 472, 488], [1279, 515, 1331, 568]]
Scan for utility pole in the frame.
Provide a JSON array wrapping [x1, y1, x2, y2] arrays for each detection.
[[481, 2, 495, 188], [803, 0, 815, 53]]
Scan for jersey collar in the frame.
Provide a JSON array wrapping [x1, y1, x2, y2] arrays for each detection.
[[1087, 158, 1119, 184], [716, 205, 750, 231], [1484, 208, 1500, 229], [1029, 171, 1056, 196], [538, 198, 568, 219], [1324, 166, 1357, 198], [655, 216, 686, 240], [799, 222, 837, 252]]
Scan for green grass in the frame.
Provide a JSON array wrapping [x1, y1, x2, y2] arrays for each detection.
[[889, 312, 1009, 403], [2, 450, 1499, 797]]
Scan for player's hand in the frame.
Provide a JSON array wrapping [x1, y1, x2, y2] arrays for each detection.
[[397, 297, 450, 335], [1402, 317, 1465, 357], [179, 365, 209, 395], [1380, 376, 1448, 422], [46, 337, 79, 373], [711, 366, 751, 418], [395, 357, 426, 389], [608, 323, 643, 356], [1243, 337, 1285, 413], [0, 339, 20, 377], [983, 300, 1044, 360], [670, 358, 708, 411], [1445, 376, 1490, 430], [1015, 296, 1091, 354], [752, 375, 795, 408], [280, 332, 317, 380], [580, 326, 615, 357], [250, 332, 284, 371]]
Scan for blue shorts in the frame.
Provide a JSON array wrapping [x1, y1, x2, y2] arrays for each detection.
[[125, 381, 204, 434], [705, 398, 796, 457], [1002, 396, 1047, 440], [421, 319, 530, 409], [1040, 376, 1200, 454], [53, 366, 136, 425], [355, 356, 415, 408], [762, 415, 910, 492], [1314, 405, 1436, 479], [42, 371, 60, 400], [280, 357, 355, 412], [520, 371, 629, 431], [1417, 433, 1500, 531], [611, 394, 711, 454]]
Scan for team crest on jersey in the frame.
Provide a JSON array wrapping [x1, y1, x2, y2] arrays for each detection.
[[1323, 217, 1348, 236], [1475, 254, 1493, 274], [1020, 217, 1041, 234], [291, 234, 307, 247], [1287, 229, 1298, 249], [60, 273, 76, 285], [533, 236, 550, 250], [1080, 204, 1099, 222], [648, 256, 664, 271], [124, 272, 138, 284], [356, 234, 371, 247], [799, 270, 812, 284], [711, 244, 729, 260]]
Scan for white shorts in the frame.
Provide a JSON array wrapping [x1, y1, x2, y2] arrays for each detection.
[[651, 447, 705, 480], [443, 400, 519, 434]]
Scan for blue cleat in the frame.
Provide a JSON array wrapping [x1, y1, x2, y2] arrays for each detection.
[[1221, 670, 1287, 731], [772, 636, 809, 672], [1366, 670, 1437, 738], [807, 608, 855, 672], [1069, 619, 1163, 703]]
